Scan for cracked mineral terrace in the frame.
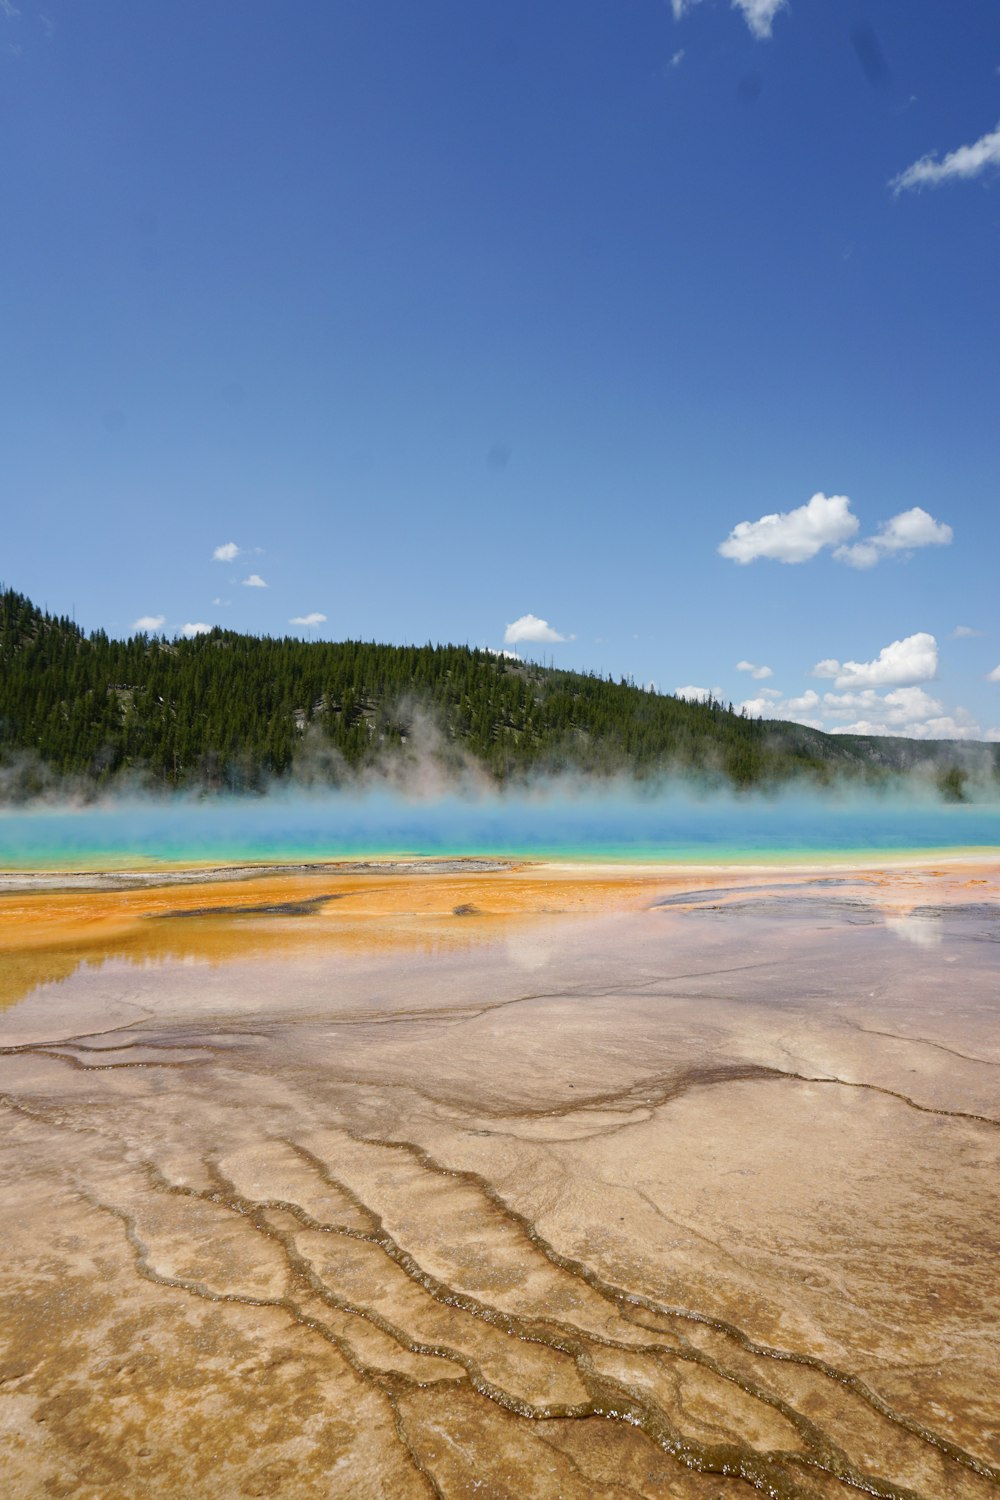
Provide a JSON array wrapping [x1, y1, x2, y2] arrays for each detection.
[[1, 860, 998, 1498]]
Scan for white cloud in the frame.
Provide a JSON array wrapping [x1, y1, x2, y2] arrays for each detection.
[[822, 685, 943, 722], [833, 540, 881, 570], [671, 0, 786, 38], [950, 625, 982, 639], [212, 541, 240, 562], [834, 506, 953, 568], [988, 665, 1000, 683], [718, 493, 858, 564], [892, 121, 1000, 193], [675, 685, 714, 703], [504, 613, 571, 645], [742, 674, 991, 742], [181, 622, 212, 638], [825, 686, 983, 740], [669, 49, 685, 68], [131, 614, 165, 632], [746, 681, 988, 740], [903, 716, 981, 741], [879, 507, 953, 550], [732, 0, 786, 38], [0, 1, 21, 19], [838, 714, 982, 742], [241, 573, 267, 588], [486, 647, 523, 661], [740, 689, 823, 728], [736, 659, 773, 680], [812, 633, 938, 690], [289, 612, 327, 627]]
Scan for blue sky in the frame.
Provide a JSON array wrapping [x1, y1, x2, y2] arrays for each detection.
[[3, 0, 999, 740]]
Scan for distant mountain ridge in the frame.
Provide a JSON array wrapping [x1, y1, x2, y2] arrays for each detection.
[[1, 589, 995, 801]]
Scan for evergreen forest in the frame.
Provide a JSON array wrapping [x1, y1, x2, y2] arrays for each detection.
[[1, 589, 995, 801]]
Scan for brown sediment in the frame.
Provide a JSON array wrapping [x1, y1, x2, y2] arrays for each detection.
[[0, 861, 999, 1496]]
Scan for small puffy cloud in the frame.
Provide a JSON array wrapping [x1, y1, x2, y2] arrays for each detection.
[[738, 688, 785, 716], [812, 633, 938, 690], [834, 506, 952, 568], [828, 685, 983, 739], [504, 613, 571, 645], [736, 659, 773, 680], [839, 713, 982, 742], [486, 647, 523, 661], [879, 507, 953, 550], [181, 622, 212, 638], [892, 120, 1000, 193], [741, 676, 987, 741], [241, 573, 267, 588], [212, 541, 240, 562], [671, 0, 786, 39], [822, 685, 943, 723], [950, 625, 982, 639], [132, 613, 165, 632], [732, 0, 787, 38], [290, 612, 327, 627], [742, 689, 824, 728], [719, 493, 858, 564], [675, 685, 714, 703], [834, 540, 881, 569], [988, 665, 1000, 683], [784, 689, 821, 714], [669, 49, 685, 68]]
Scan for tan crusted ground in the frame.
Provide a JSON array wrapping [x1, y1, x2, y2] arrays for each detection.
[[1, 860, 998, 1497]]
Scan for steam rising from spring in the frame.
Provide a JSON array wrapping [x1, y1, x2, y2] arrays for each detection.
[[1, 779, 998, 870]]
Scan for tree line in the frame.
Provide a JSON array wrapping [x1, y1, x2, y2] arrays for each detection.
[[1, 588, 991, 799]]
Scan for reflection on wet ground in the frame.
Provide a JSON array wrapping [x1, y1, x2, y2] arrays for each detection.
[[1, 861, 999, 1497]]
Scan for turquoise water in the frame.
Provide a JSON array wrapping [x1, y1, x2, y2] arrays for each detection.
[[1, 790, 999, 869]]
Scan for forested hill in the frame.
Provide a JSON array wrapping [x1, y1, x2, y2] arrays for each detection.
[[0, 589, 995, 800]]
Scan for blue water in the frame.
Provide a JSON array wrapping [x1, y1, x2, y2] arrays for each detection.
[[1, 790, 999, 869]]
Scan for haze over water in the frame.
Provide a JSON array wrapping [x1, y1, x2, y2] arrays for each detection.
[[3, 789, 1000, 870]]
